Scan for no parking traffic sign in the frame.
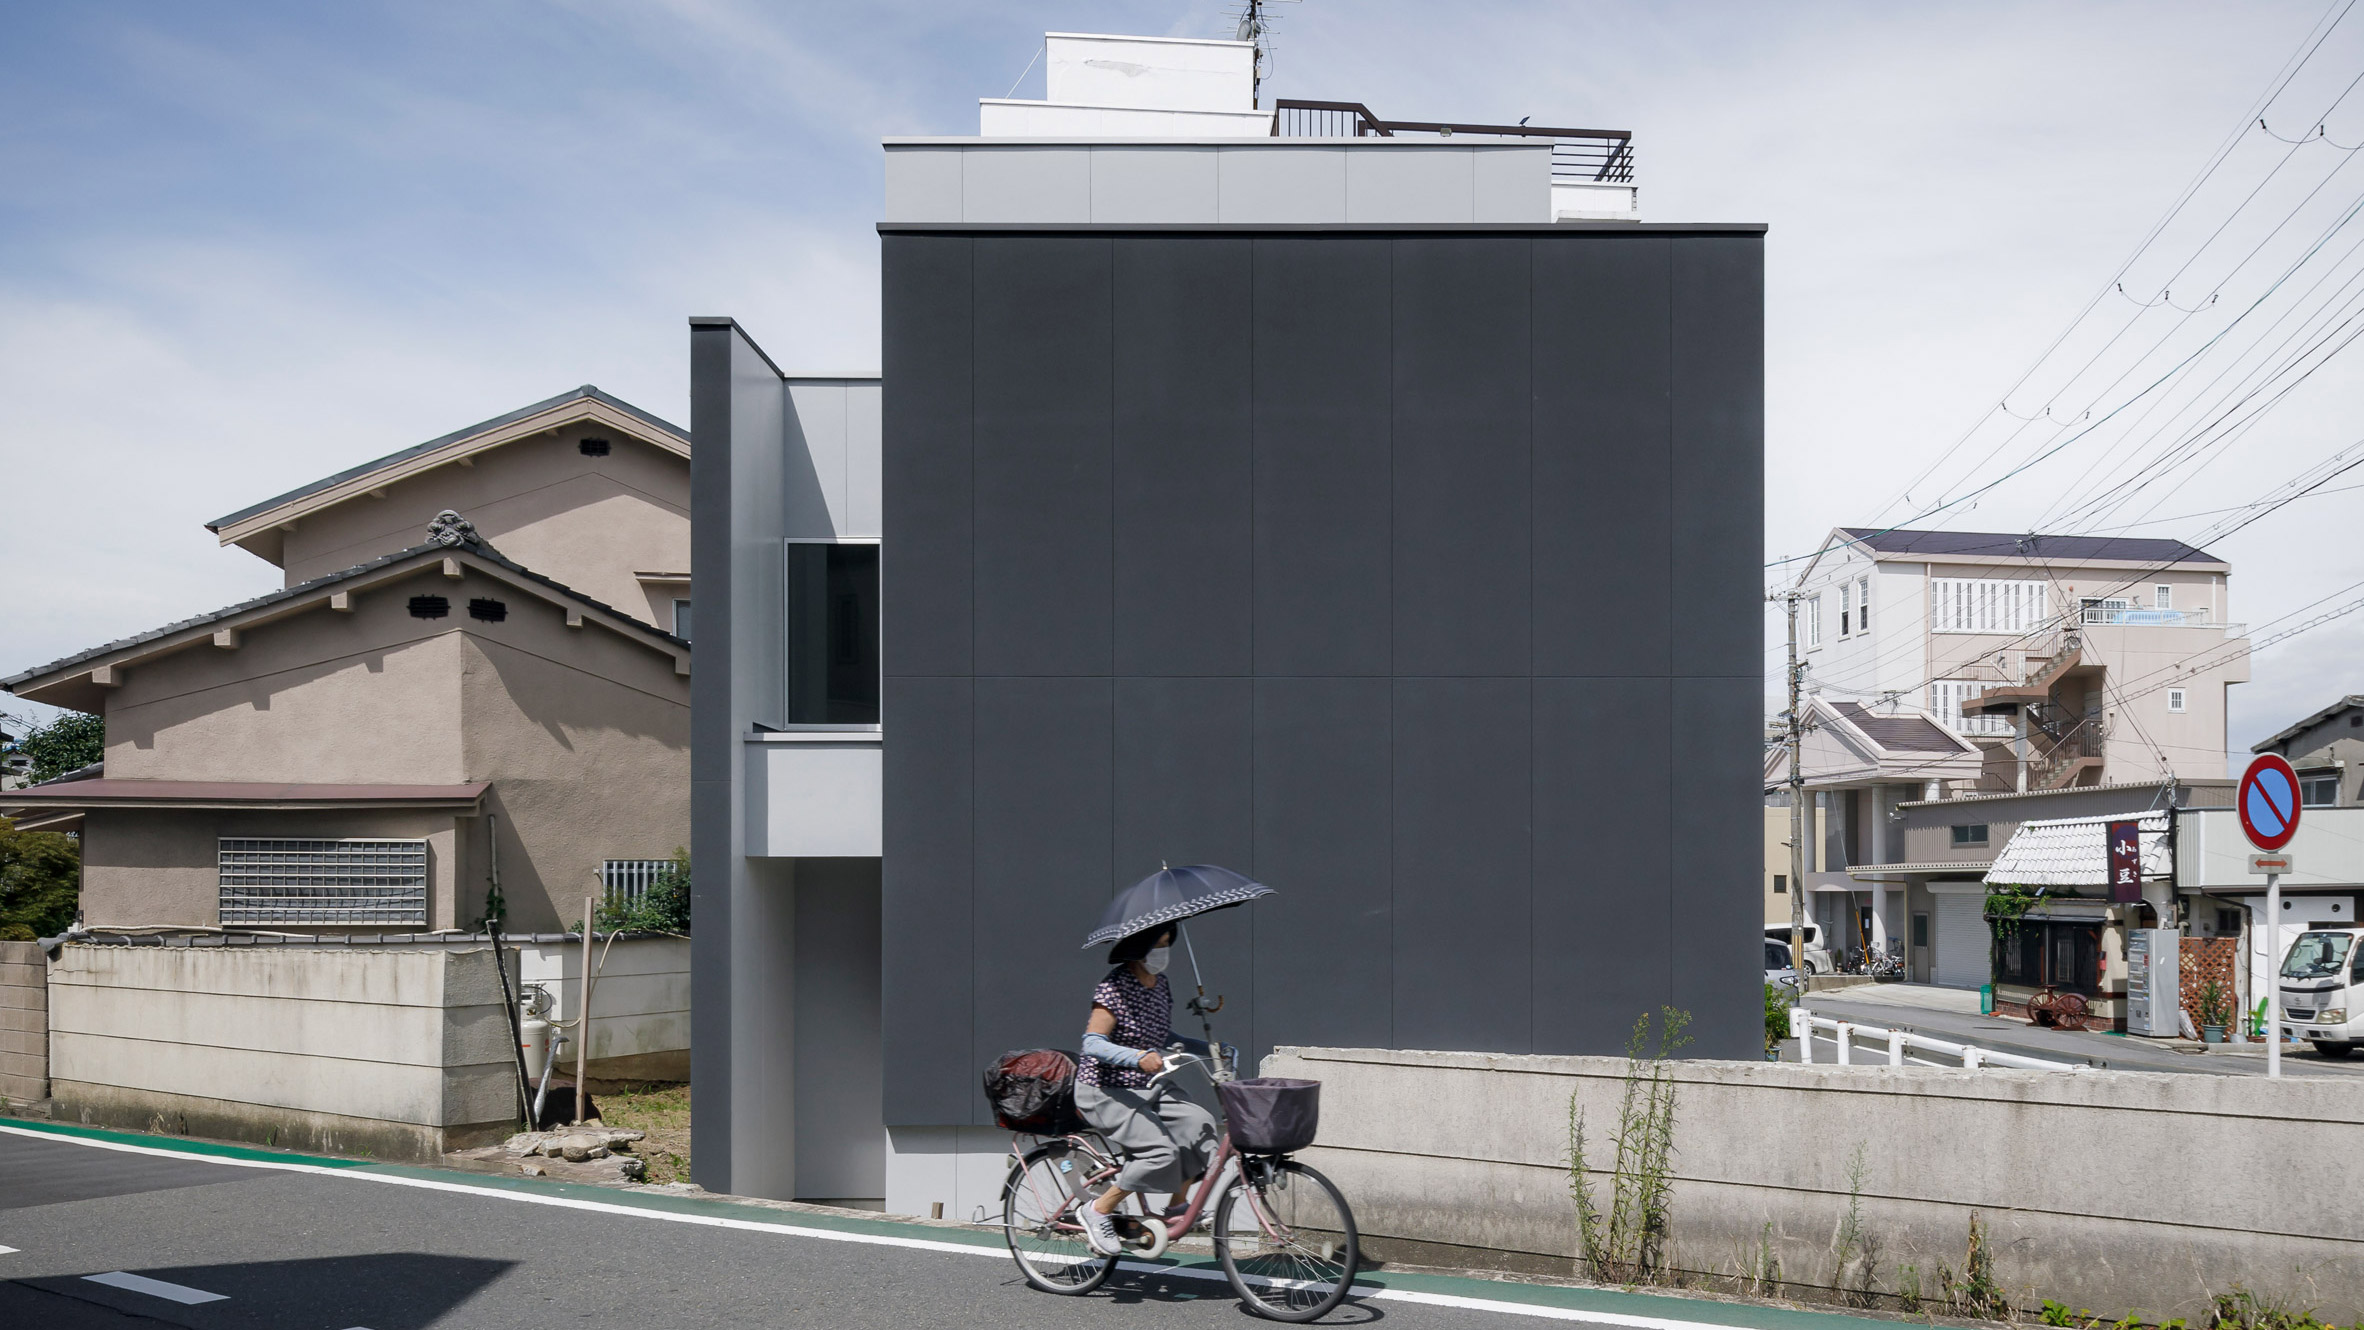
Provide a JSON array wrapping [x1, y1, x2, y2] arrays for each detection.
[[2240, 752, 2302, 1076], [2238, 753, 2301, 853]]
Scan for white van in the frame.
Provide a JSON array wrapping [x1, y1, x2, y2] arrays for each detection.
[[1765, 923, 1833, 975], [2279, 928, 2364, 1057]]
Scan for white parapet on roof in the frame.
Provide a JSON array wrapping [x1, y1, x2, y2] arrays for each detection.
[[982, 32, 1271, 138]]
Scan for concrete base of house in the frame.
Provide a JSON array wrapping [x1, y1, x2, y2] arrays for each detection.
[[48, 1080, 512, 1164], [577, 1049, 689, 1091]]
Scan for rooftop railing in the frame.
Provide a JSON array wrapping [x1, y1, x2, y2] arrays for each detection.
[[1271, 98, 1635, 183], [2078, 605, 2241, 631]]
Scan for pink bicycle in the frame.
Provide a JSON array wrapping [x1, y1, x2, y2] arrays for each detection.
[[998, 1050, 1360, 1322]]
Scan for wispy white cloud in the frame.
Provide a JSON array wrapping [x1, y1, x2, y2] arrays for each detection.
[[5, 0, 2363, 758]]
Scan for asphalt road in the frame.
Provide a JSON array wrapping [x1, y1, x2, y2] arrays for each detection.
[[0, 1127, 1777, 1330]]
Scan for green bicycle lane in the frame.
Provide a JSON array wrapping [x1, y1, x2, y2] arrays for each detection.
[[0, 1115, 1903, 1330]]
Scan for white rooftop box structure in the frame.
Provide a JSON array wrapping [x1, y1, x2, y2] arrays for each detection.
[[980, 32, 1272, 137]]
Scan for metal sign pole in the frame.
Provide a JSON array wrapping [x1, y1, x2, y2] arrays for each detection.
[[2265, 871, 2281, 1079]]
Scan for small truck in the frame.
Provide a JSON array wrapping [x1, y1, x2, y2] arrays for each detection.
[[2279, 927, 2364, 1057]]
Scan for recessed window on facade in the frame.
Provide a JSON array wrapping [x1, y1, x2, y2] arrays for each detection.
[[1951, 824, 1989, 846], [786, 542, 880, 725]]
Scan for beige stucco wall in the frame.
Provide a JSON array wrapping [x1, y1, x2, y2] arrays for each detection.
[[458, 600, 690, 932], [103, 592, 466, 784], [277, 426, 688, 624], [79, 808, 463, 931], [82, 558, 688, 932]]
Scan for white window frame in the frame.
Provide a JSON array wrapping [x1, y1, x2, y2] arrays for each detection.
[[218, 838, 428, 927], [1805, 593, 1823, 648], [1838, 581, 1852, 637], [2154, 584, 2173, 610], [1931, 680, 2012, 736], [1931, 578, 2049, 634], [1857, 576, 1870, 634], [2167, 688, 2187, 714], [782, 536, 882, 732]]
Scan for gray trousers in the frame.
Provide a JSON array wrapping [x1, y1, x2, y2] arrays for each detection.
[[1075, 1080, 1217, 1194]]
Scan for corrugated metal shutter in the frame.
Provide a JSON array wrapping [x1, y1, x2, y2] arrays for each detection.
[[1933, 893, 1989, 989]]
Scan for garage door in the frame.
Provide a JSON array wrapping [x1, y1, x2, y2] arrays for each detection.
[[1932, 893, 1989, 989]]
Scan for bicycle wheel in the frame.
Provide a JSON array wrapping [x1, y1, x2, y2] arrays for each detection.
[[1212, 1159, 1359, 1322], [1002, 1141, 1117, 1295]]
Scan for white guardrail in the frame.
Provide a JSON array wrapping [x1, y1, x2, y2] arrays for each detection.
[[1789, 1009, 2081, 1071]]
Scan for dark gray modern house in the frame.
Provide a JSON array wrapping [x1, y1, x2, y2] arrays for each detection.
[[690, 32, 1763, 1215]]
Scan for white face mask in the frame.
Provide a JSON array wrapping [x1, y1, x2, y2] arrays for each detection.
[[1141, 946, 1171, 977]]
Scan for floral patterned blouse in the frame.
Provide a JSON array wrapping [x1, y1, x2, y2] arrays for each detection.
[[1077, 966, 1171, 1090]]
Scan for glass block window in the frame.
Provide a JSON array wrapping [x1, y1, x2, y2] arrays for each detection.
[[218, 838, 428, 926]]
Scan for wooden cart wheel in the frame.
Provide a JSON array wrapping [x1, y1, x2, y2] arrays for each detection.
[[2055, 991, 2089, 1032]]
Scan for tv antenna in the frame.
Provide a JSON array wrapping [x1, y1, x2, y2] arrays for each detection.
[[1232, 0, 1299, 107]]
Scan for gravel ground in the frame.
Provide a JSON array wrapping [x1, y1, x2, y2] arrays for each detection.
[[595, 1080, 691, 1183]]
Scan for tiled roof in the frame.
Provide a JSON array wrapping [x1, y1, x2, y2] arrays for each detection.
[[2252, 695, 2364, 755], [3, 525, 684, 691], [1832, 701, 1962, 753], [1, 780, 489, 808], [1985, 812, 2169, 888], [205, 385, 686, 533], [1838, 528, 2220, 566]]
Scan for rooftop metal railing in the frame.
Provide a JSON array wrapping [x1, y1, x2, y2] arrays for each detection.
[[1271, 98, 1635, 183]]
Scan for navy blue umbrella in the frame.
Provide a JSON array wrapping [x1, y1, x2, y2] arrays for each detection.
[[1082, 864, 1273, 949]]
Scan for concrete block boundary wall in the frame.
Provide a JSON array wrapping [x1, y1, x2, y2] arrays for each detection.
[[0, 940, 47, 1104], [1264, 1046, 2363, 1322], [47, 943, 518, 1163]]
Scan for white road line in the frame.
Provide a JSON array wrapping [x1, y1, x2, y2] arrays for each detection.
[[0, 1245, 17, 1255], [0, 1123, 1771, 1329], [83, 1271, 229, 1305]]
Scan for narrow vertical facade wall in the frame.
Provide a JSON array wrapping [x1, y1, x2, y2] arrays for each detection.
[[0, 940, 47, 1104]]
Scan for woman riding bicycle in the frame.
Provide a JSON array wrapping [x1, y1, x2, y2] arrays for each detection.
[[1072, 923, 1217, 1256]]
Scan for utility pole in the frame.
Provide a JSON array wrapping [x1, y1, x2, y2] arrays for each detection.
[[1781, 592, 1811, 1014]]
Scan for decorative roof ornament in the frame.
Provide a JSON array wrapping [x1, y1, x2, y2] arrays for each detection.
[[426, 510, 480, 547]]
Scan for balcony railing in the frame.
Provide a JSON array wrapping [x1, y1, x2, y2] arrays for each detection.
[[2078, 606, 2240, 631], [1271, 99, 1635, 183]]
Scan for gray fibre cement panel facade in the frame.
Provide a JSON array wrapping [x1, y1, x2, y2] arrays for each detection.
[[880, 226, 1765, 1127]]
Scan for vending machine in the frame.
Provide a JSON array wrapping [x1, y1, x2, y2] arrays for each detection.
[[2127, 927, 2181, 1037]]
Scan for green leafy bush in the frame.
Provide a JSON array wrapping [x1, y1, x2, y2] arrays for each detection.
[[0, 816, 80, 941], [1763, 982, 1791, 1054], [7, 712, 103, 785], [595, 848, 689, 934]]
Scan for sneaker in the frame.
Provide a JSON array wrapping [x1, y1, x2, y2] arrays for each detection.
[[1078, 1204, 1123, 1256]]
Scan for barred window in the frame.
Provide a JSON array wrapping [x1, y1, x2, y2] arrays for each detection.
[[602, 858, 673, 907], [218, 838, 428, 926]]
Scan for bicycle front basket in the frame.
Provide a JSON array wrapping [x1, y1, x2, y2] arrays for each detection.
[[1218, 1077, 1320, 1155]]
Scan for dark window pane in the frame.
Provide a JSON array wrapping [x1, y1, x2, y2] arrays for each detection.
[[787, 543, 880, 724]]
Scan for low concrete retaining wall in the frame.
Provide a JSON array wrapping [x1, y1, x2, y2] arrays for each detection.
[[1264, 1046, 2363, 1321], [517, 935, 690, 1086], [49, 943, 515, 1161], [0, 940, 46, 1104]]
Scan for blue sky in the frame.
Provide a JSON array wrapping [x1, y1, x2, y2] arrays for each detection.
[[5, 1, 2361, 761]]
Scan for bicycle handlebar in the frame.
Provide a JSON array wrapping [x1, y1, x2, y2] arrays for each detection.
[[1144, 1049, 1209, 1091]]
